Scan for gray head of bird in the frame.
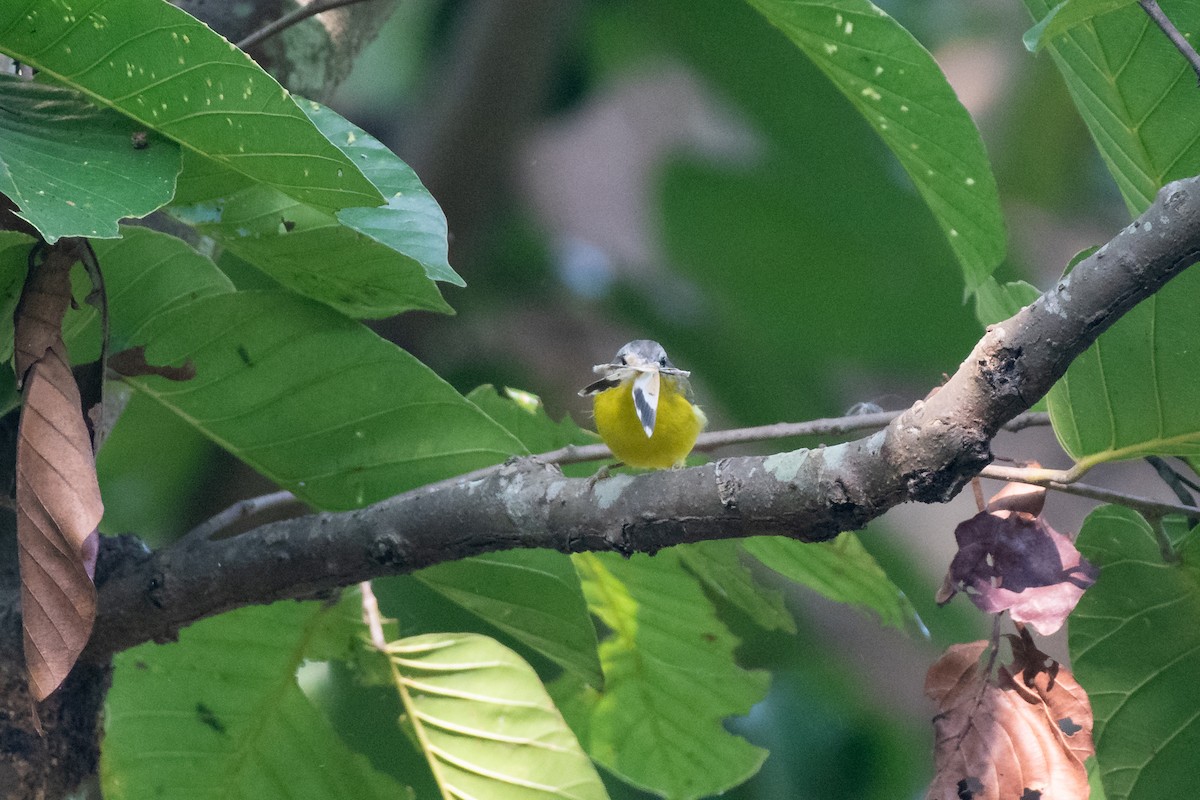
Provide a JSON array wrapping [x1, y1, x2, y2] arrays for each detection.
[[579, 340, 690, 437]]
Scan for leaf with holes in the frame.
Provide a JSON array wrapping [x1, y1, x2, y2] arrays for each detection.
[[384, 632, 609, 800], [14, 243, 104, 700], [102, 600, 408, 799], [1069, 505, 1200, 799], [0, 0, 381, 213], [926, 639, 1093, 800], [0, 75, 179, 243], [745, 0, 1006, 291]]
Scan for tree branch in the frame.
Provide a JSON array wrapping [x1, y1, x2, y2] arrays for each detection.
[[62, 176, 1200, 661], [236, 0, 382, 51]]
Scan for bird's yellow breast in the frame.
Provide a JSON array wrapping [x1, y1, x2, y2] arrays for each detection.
[[592, 376, 706, 469]]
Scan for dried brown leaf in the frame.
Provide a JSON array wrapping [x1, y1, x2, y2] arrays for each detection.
[[926, 641, 1094, 800], [14, 244, 104, 701], [109, 345, 196, 382], [13, 242, 76, 385]]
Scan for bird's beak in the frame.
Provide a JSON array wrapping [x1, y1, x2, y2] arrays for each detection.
[[632, 368, 661, 437]]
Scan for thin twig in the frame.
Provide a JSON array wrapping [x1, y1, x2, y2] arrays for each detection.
[[236, 0, 381, 51], [181, 490, 300, 544], [180, 410, 1056, 537], [543, 410, 1053, 467], [1139, 0, 1200, 84], [359, 581, 387, 650], [980, 464, 1200, 519], [971, 478, 986, 512]]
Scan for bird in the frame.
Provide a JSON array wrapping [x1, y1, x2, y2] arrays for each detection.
[[579, 340, 706, 469]]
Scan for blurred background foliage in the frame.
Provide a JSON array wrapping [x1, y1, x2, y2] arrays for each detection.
[[95, 0, 1130, 796]]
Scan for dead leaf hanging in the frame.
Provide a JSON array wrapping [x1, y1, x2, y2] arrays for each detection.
[[926, 639, 1094, 800], [14, 242, 104, 701], [938, 482, 1096, 635]]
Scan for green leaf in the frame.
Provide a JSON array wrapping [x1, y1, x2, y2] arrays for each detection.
[[88, 227, 523, 509], [384, 632, 609, 800], [168, 100, 459, 318], [1029, 2, 1200, 469], [0, 75, 179, 242], [299, 99, 463, 288], [1024, 0, 1139, 52], [466, 385, 598, 460], [569, 551, 769, 799], [0, 232, 33, 364], [1046, 265, 1200, 467], [169, 153, 452, 318], [741, 533, 923, 633], [1022, 0, 1200, 212], [677, 540, 797, 634], [0, 0, 382, 212], [1069, 506, 1200, 799], [415, 550, 604, 689], [745, 0, 1005, 290], [102, 601, 409, 799], [0, 233, 30, 415], [973, 278, 1041, 327]]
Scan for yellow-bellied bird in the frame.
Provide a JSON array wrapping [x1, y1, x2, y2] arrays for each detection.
[[579, 340, 706, 469]]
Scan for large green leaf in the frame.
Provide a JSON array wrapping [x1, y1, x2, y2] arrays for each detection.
[[415, 550, 604, 689], [1047, 265, 1200, 466], [741, 533, 922, 633], [745, 0, 1005, 290], [1069, 506, 1200, 799], [0, 75, 179, 242], [87, 227, 523, 509], [568, 551, 769, 800], [102, 601, 408, 799], [0, 0, 381, 212], [168, 99, 458, 318], [1023, 0, 1138, 51], [1029, 0, 1200, 468], [1023, 0, 1200, 212], [384, 633, 609, 800]]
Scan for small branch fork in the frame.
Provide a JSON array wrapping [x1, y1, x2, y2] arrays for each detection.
[[45, 176, 1200, 664]]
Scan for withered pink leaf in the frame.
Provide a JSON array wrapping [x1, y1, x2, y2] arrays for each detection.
[[108, 345, 196, 382], [14, 243, 104, 701], [939, 488, 1096, 635], [926, 640, 1094, 800]]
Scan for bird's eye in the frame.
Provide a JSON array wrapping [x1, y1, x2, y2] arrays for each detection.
[[658, 356, 668, 367], [617, 355, 627, 365]]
